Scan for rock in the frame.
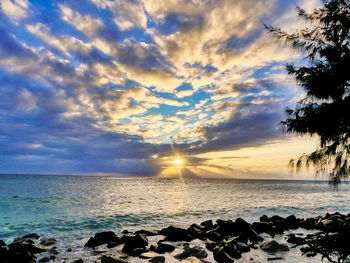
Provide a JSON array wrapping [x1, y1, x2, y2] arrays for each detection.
[[139, 252, 160, 259], [205, 241, 218, 251], [85, 231, 121, 248], [38, 256, 51, 262], [260, 215, 269, 222], [8, 250, 37, 263], [200, 220, 213, 230], [287, 234, 304, 245], [0, 240, 6, 247], [49, 247, 59, 255], [181, 256, 204, 262], [214, 243, 241, 260], [206, 228, 222, 242], [121, 233, 148, 256], [73, 259, 84, 263], [234, 218, 251, 232], [101, 255, 127, 263], [317, 217, 345, 232], [40, 238, 57, 246], [151, 240, 176, 253], [135, 229, 158, 236], [159, 225, 193, 241], [285, 215, 299, 229], [213, 247, 235, 263], [21, 233, 40, 240], [175, 246, 208, 260], [301, 218, 317, 230], [8, 242, 49, 254], [149, 256, 165, 263], [93, 247, 108, 254], [260, 240, 289, 253], [188, 224, 206, 239], [252, 222, 272, 233]]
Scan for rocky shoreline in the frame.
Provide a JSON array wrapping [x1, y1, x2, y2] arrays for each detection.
[[1, 212, 350, 263]]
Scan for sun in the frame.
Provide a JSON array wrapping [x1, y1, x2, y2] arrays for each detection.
[[171, 155, 184, 168]]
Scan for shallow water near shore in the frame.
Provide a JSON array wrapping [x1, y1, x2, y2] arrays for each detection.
[[1, 174, 350, 262]]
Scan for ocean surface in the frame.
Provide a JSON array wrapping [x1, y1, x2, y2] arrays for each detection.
[[1, 174, 349, 262]]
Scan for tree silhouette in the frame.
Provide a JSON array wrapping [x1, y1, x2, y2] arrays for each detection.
[[265, 0, 350, 185]]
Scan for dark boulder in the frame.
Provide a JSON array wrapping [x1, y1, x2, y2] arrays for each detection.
[[159, 225, 193, 241], [40, 238, 57, 246], [121, 233, 148, 256], [206, 228, 222, 242], [188, 224, 206, 239], [205, 241, 218, 251], [84, 231, 121, 248], [260, 240, 289, 253], [174, 245, 208, 260], [149, 256, 165, 263], [287, 234, 304, 245], [252, 222, 272, 233], [214, 245, 240, 262], [8, 242, 49, 254], [0, 240, 7, 247], [150, 240, 176, 253], [135, 229, 158, 236], [285, 215, 299, 229], [100, 255, 127, 263], [260, 215, 269, 222], [21, 233, 40, 240], [200, 220, 214, 230]]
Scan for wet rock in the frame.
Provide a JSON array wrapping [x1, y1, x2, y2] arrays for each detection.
[[260, 215, 269, 222], [252, 222, 272, 233], [188, 224, 206, 239], [9, 250, 37, 263], [159, 225, 193, 241], [139, 252, 160, 259], [301, 218, 317, 230], [49, 247, 59, 255], [101, 255, 127, 263], [206, 228, 222, 242], [175, 245, 208, 260], [149, 256, 165, 263], [8, 242, 49, 254], [200, 220, 213, 230], [85, 231, 121, 248], [93, 247, 108, 254], [181, 256, 208, 262], [287, 234, 304, 245], [260, 240, 289, 253], [150, 240, 176, 253], [40, 238, 57, 246], [38, 256, 51, 262], [213, 247, 236, 263], [21, 233, 40, 240], [285, 215, 299, 229], [205, 241, 218, 252], [121, 233, 148, 256], [0, 240, 6, 247], [135, 229, 158, 236]]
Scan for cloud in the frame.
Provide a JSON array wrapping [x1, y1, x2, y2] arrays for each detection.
[[0, 0, 321, 176], [0, 0, 29, 22], [90, 0, 147, 31], [59, 4, 103, 37]]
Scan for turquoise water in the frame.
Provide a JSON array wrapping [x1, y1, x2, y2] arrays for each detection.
[[0, 175, 349, 261]]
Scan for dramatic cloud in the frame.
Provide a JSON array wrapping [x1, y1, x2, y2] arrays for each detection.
[[0, 0, 320, 177]]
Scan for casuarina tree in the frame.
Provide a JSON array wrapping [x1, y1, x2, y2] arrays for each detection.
[[266, 0, 350, 185]]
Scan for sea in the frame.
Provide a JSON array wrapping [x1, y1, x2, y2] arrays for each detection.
[[1, 174, 349, 262]]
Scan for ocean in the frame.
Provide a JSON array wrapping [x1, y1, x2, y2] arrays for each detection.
[[1, 174, 349, 262]]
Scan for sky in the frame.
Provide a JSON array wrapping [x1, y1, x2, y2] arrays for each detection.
[[0, 0, 321, 179]]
